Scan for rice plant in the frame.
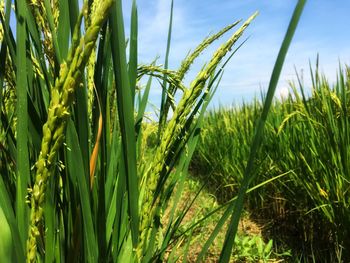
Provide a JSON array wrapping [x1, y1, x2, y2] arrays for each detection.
[[0, 0, 305, 262], [193, 63, 350, 261]]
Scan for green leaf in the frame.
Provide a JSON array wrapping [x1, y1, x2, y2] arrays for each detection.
[[128, 0, 138, 102], [57, 0, 70, 59], [44, 175, 57, 263], [0, 176, 25, 262], [0, 206, 12, 262], [66, 120, 98, 262], [218, 1, 307, 262], [158, 0, 173, 137], [15, 0, 30, 248], [109, 0, 139, 247]]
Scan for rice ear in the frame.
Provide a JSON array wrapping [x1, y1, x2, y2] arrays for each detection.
[[26, 1, 113, 261]]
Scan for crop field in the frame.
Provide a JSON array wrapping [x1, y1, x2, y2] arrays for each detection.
[[192, 64, 350, 261], [1, 0, 348, 262]]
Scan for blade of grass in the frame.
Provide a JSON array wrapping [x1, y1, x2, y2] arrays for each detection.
[[0, 205, 13, 262], [109, 0, 139, 247], [44, 174, 57, 263], [66, 119, 98, 261], [16, 0, 30, 249], [93, 28, 111, 256], [89, 100, 102, 189], [135, 74, 153, 138], [73, 80, 90, 176], [158, 0, 173, 137], [218, 1, 306, 262], [0, 176, 25, 262], [128, 0, 138, 102], [95, 68, 109, 259], [57, 0, 70, 59], [68, 0, 79, 35]]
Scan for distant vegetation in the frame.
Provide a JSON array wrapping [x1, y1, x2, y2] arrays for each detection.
[[192, 64, 350, 262]]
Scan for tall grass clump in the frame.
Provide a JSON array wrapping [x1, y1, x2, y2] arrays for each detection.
[[0, 0, 306, 261], [192, 63, 350, 262]]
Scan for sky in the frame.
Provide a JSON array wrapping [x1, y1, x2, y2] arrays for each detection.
[[121, 0, 350, 107]]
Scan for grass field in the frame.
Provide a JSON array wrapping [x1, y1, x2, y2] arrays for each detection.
[[192, 63, 350, 262]]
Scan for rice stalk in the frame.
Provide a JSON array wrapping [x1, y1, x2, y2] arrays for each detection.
[[26, 0, 113, 261], [85, 0, 99, 122], [51, 0, 59, 29], [27, 0, 55, 69], [159, 20, 242, 136], [177, 20, 241, 81], [137, 12, 258, 259]]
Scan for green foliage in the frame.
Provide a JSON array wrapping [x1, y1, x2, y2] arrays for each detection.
[[233, 235, 277, 262], [0, 206, 13, 262], [194, 2, 306, 261], [160, 177, 287, 262], [0, 0, 281, 261], [193, 64, 350, 261]]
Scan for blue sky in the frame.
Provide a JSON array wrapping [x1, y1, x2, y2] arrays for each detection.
[[122, 0, 350, 107]]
